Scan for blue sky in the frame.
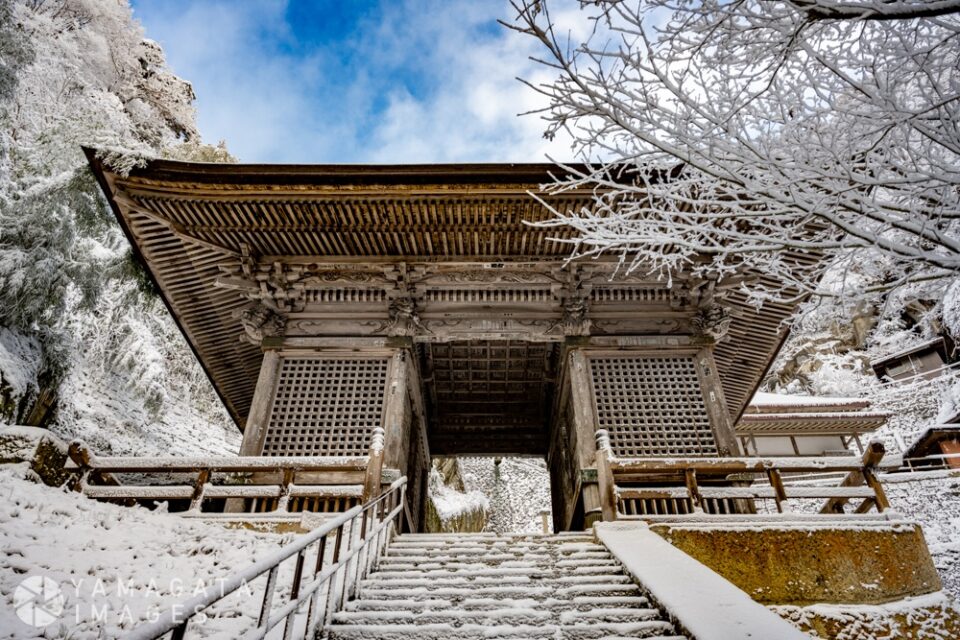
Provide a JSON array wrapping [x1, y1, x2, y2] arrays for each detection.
[[130, 0, 579, 163]]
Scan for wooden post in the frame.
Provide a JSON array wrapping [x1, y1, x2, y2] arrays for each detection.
[[821, 441, 886, 514], [277, 468, 295, 512], [381, 350, 410, 472], [684, 468, 703, 513], [594, 429, 618, 522], [238, 349, 283, 456], [67, 441, 92, 493], [189, 469, 210, 511], [363, 427, 386, 502], [694, 348, 741, 456], [767, 468, 788, 513], [568, 348, 602, 528]]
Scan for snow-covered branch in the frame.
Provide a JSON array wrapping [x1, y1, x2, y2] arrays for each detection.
[[508, 0, 960, 305]]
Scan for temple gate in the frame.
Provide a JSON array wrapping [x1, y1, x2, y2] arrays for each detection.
[[88, 154, 810, 530]]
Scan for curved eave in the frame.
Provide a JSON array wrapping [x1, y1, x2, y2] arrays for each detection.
[[737, 411, 889, 435]]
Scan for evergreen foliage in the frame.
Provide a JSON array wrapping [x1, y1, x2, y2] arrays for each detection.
[[0, 0, 238, 455]]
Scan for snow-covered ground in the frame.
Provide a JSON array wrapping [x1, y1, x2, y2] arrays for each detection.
[[0, 464, 290, 639], [883, 471, 960, 601], [459, 457, 552, 534]]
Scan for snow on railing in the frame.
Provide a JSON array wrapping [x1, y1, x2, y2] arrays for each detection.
[[66, 428, 388, 515], [897, 452, 960, 473], [594, 431, 892, 519], [122, 476, 407, 640]]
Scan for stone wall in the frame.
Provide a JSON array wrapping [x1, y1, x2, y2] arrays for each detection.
[[650, 521, 941, 606]]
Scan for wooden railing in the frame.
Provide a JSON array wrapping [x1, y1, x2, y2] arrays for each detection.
[[123, 477, 407, 640], [66, 428, 389, 515], [898, 451, 960, 472], [594, 430, 893, 518]]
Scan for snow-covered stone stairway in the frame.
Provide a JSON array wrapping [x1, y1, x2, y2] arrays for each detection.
[[324, 532, 686, 639]]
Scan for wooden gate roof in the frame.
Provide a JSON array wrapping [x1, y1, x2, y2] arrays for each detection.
[[86, 149, 807, 433]]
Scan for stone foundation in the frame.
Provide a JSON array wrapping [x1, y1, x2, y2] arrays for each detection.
[[774, 593, 960, 640], [650, 520, 941, 606]]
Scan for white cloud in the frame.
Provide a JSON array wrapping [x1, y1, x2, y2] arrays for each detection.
[[132, 0, 580, 163]]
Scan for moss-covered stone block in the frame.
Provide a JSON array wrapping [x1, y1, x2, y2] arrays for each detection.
[[0, 426, 70, 486], [651, 521, 942, 606], [775, 594, 960, 640]]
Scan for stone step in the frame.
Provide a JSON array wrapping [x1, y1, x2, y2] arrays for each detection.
[[383, 552, 554, 564], [358, 582, 642, 601], [331, 606, 661, 627], [325, 533, 678, 640], [326, 622, 682, 639], [361, 573, 633, 589], [385, 548, 610, 560], [377, 559, 548, 570], [386, 543, 606, 554], [370, 565, 623, 579], [385, 542, 597, 551], [344, 595, 653, 612], [390, 537, 599, 545], [395, 534, 595, 542]]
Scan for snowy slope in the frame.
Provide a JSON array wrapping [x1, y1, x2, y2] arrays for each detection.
[[0, 464, 291, 639]]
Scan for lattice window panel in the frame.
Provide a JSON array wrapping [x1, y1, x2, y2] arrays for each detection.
[[589, 355, 718, 457], [263, 357, 388, 456]]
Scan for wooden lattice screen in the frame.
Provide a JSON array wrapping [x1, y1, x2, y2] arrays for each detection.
[[589, 354, 718, 457], [262, 356, 389, 456]]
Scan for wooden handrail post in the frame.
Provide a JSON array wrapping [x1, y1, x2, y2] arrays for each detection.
[[276, 468, 294, 513], [684, 468, 703, 513], [362, 428, 386, 502], [67, 441, 92, 493], [861, 441, 890, 513], [189, 469, 210, 511], [767, 468, 788, 513], [594, 429, 618, 522], [821, 441, 886, 514]]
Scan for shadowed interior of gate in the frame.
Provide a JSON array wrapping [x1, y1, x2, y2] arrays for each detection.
[[422, 341, 557, 456]]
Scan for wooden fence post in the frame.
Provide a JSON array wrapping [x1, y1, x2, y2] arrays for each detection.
[[363, 428, 386, 502], [821, 441, 886, 514], [67, 441, 92, 493], [684, 468, 704, 513], [189, 469, 210, 511], [595, 429, 618, 522]]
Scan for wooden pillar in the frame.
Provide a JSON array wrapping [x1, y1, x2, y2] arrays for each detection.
[[381, 350, 410, 473], [238, 349, 283, 456], [568, 348, 602, 527], [694, 347, 741, 456]]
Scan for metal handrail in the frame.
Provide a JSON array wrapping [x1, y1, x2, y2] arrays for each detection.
[[123, 476, 407, 640]]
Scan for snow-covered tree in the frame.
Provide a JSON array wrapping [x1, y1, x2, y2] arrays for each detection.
[[0, 0, 238, 454], [507, 1, 960, 305]]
